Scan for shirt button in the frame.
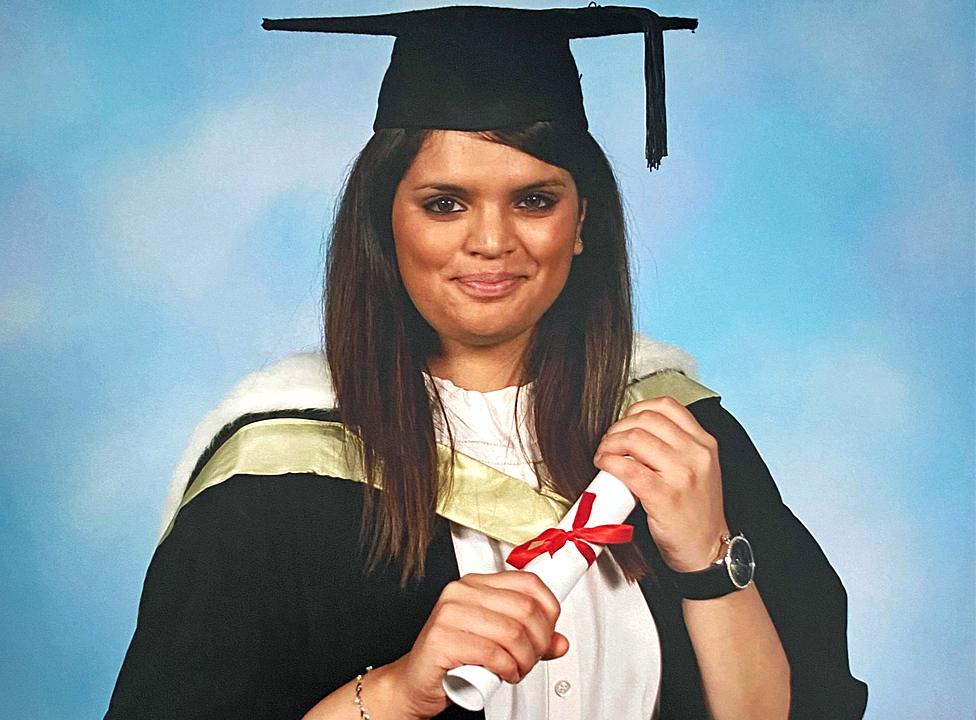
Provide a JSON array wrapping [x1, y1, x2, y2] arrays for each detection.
[[554, 680, 572, 697]]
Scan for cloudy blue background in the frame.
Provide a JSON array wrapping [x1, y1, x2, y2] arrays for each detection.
[[2, 0, 972, 717]]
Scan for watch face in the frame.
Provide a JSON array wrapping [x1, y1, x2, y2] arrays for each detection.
[[727, 535, 755, 588]]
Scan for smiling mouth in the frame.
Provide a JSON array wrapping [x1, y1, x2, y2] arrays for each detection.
[[453, 273, 526, 299]]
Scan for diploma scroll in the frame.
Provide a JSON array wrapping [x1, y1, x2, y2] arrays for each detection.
[[441, 470, 637, 711]]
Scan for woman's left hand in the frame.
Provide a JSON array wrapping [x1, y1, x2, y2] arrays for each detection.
[[593, 396, 730, 573]]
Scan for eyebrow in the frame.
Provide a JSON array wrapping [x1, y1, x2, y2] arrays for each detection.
[[413, 177, 569, 194]]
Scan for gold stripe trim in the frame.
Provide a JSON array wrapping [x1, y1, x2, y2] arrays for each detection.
[[160, 418, 571, 547], [623, 368, 720, 407], [161, 369, 719, 547]]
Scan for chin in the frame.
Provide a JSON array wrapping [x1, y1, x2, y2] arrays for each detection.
[[450, 324, 534, 349]]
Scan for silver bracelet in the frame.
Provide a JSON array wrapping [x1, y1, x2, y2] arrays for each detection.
[[353, 665, 373, 720]]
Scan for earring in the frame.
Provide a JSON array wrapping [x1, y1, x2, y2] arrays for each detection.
[[574, 237, 584, 255]]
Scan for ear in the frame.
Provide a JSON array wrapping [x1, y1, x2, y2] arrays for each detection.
[[573, 197, 588, 255]]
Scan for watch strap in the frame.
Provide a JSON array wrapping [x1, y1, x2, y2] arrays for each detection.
[[668, 533, 754, 600]]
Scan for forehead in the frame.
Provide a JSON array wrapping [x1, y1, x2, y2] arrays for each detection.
[[402, 130, 574, 188]]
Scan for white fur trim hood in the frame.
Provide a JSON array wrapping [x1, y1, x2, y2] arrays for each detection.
[[159, 334, 699, 536]]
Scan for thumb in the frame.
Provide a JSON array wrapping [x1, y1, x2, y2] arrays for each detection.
[[542, 632, 570, 660]]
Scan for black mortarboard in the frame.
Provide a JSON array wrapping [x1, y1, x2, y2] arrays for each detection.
[[262, 4, 697, 170]]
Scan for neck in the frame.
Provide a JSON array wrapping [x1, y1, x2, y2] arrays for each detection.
[[426, 334, 530, 392]]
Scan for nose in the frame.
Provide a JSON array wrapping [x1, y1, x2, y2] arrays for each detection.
[[463, 203, 517, 258]]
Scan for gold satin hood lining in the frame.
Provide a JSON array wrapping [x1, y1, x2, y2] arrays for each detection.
[[160, 369, 719, 547]]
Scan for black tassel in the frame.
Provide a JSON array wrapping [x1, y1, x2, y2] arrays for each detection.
[[617, 8, 698, 171], [642, 13, 666, 170]]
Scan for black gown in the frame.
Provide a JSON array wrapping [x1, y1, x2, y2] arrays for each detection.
[[105, 395, 868, 719]]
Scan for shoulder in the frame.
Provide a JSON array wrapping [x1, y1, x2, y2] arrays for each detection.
[[630, 333, 700, 381], [160, 352, 338, 537], [625, 335, 718, 409], [625, 336, 763, 483], [159, 471, 369, 565]]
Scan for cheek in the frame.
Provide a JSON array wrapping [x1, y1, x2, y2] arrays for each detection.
[[543, 250, 575, 302], [527, 218, 578, 281], [392, 216, 457, 325], [394, 218, 453, 282]]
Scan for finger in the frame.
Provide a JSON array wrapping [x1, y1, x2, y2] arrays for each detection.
[[449, 582, 557, 660], [433, 600, 549, 679], [595, 426, 687, 478], [607, 408, 697, 446], [623, 396, 715, 446], [602, 422, 716, 490], [420, 624, 525, 684], [543, 632, 570, 660], [592, 451, 664, 504], [459, 571, 561, 627], [603, 408, 693, 452]]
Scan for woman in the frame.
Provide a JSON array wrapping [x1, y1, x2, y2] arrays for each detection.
[[106, 5, 867, 719]]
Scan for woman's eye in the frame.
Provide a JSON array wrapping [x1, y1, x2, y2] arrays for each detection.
[[517, 193, 557, 211], [424, 196, 464, 214]]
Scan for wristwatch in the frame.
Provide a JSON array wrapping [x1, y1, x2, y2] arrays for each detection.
[[669, 533, 755, 600]]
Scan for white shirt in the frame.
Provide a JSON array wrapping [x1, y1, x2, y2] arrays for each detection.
[[428, 375, 662, 720]]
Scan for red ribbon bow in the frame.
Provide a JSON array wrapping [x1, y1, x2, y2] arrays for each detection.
[[506, 491, 634, 569]]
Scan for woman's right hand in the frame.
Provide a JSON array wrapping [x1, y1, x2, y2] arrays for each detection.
[[378, 570, 570, 719]]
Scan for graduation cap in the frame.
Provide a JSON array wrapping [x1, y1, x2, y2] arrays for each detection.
[[262, 4, 697, 170]]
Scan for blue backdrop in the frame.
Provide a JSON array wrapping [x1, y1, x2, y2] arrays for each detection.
[[1, 1, 973, 717]]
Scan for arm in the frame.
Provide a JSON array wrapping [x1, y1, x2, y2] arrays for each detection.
[[105, 477, 316, 719], [690, 397, 869, 719], [301, 571, 570, 720], [681, 583, 789, 719], [595, 396, 789, 719], [604, 398, 867, 720]]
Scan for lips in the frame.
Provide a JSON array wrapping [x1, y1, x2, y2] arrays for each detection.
[[453, 272, 526, 299]]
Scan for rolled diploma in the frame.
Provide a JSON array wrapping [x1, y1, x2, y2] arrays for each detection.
[[442, 470, 637, 711]]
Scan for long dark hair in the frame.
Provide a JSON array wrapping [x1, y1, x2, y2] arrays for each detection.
[[325, 122, 646, 585]]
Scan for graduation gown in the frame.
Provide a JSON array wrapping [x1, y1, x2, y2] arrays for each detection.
[[105, 348, 867, 719]]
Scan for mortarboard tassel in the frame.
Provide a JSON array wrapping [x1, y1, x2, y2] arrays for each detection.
[[642, 11, 667, 170], [612, 7, 697, 170]]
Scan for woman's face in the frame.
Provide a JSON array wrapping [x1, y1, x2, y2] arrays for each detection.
[[391, 130, 586, 354]]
